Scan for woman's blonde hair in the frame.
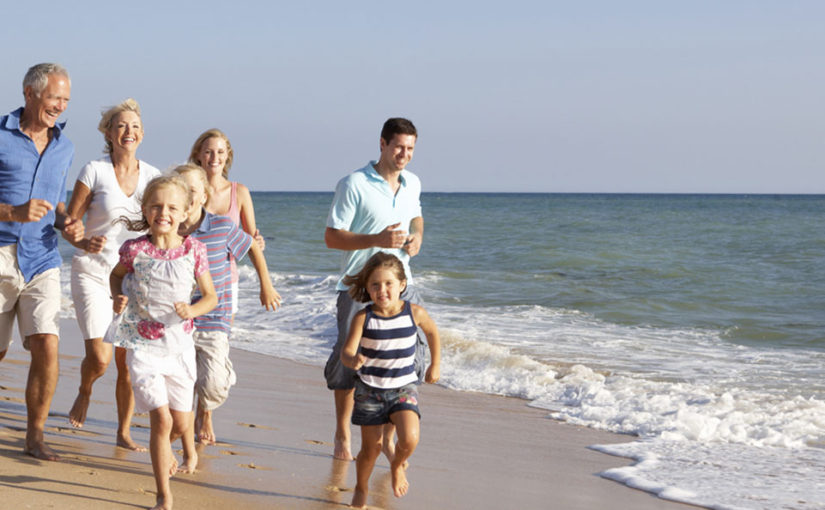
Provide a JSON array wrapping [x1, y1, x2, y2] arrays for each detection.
[[342, 252, 407, 303], [98, 98, 142, 155], [117, 174, 192, 232], [172, 163, 213, 203], [189, 128, 234, 178]]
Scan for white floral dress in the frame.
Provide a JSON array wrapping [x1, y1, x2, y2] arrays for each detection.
[[105, 235, 209, 356]]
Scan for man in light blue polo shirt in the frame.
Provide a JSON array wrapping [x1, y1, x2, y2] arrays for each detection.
[[324, 117, 425, 461], [0, 63, 84, 461]]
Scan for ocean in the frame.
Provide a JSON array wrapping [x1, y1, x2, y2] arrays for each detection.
[[58, 192, 825, 510]]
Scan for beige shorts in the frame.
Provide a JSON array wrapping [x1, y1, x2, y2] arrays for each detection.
[[127, 346, 196, 413], [194, 330, 236, 411], [0, 244, 61, 352], [71, 255, 114, 340]]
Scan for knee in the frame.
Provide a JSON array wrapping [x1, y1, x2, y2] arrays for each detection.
[[396, 431, 419, 453], [87, 357, 109, 377], [360, 438, 383, 460]]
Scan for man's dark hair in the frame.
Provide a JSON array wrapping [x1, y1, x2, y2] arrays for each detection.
[[380, 118, 417, 143]]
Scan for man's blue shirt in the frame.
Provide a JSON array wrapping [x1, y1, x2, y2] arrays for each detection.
[[326, 161, 422, 291], [0, 107, 74, 281]]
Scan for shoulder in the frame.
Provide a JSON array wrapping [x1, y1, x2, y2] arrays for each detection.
[[139, 160, 161, 178], [409, 302, 428, 320], [235, 182, 254, 204]]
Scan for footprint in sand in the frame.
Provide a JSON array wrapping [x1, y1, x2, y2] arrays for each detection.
[[0, 385, 25, 393], [237, 462, 271, 470], [1, 396, 25, 404], [236, 422, 277, 431], [305, 439, 332, 446], [220, 450, 241, 456], [325, 485, 353, 493], [49, 426, 100, 437]]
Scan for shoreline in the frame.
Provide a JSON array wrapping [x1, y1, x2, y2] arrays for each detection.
[[0, 318, 701, 509]]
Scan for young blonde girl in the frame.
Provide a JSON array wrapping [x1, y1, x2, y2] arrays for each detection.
[[106, 174, 217, 510], [340, 252, 441, 509]]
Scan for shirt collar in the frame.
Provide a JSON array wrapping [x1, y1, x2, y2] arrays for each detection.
[[367, 160, 407, 188], [194, 209, 212, 234], [5, 107, 68, 136]]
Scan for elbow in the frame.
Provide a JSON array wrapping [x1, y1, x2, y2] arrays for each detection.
[[324, 228, 338, 249]]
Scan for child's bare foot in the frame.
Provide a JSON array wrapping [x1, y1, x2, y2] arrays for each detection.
[[24, 439, 60, 461], [117, 432, 147, 452], [168, 456, 179, 477], [178, 451, 197, 474], [391, 463, 409, 498], [196, 410, 216, 445], [334, 436, 353, 461], [151, 494, 173, 510], [350, 487, 368, 509], [68, 392, 90, 428]]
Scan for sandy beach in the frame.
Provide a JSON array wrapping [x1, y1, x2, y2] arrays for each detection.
[[0, 318, 699, 509]]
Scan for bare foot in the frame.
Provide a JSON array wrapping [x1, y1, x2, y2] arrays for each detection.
[[24, 440, 60, 462], [68, 392, 90, 428], [334, 437, 353, 461], [197, 410, 216, 446], [151, 495, 173, 510], [350, 487, 368, 509], [178, 451, 197, 474], [168, 456, 179, 477], [117, 433, 147, 452], [391, 463, 409, 498]]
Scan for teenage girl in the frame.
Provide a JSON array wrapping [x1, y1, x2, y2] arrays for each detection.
[[340, 252, 441, 509], [106, 174, 217, 510]]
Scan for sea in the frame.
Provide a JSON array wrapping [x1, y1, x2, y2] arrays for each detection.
[[57, 192, 825, 510]]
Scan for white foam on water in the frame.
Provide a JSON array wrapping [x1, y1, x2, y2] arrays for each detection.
[[59, 264, 825, 509]]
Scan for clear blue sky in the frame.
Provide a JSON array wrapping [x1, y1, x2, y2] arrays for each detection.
[[3, 1, 823, 193]]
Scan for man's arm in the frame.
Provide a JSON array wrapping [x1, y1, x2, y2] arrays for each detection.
[[403, 216, 423, 257], [0, 199, 53, 223], [325, 223, 409, 251]]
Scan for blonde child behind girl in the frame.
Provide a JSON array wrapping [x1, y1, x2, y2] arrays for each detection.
[[340, 252, 441, 509], [106, 174, 217, 510]]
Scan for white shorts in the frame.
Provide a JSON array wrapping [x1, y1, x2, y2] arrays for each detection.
[[127, 346, 196, 413], [70, 255, 114, 340], [231, 281, 239, 315], [0, 244, 61, 351]]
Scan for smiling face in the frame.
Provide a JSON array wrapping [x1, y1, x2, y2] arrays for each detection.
[[379, 133, 416, 172], [23, 73, 71, 131], [142, 184, 189, 237], [197, 136, 229, 178], [366, 266, 407, 312], [106, 111, 143, 155]]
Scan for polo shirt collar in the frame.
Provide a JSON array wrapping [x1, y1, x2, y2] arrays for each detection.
[[367, 160, 407, 188], [194, 209, 213, 234]]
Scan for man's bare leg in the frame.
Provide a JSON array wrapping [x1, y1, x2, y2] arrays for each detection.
[[114, 347, 145, 451], [333, 388, 355, 461], [69, 338, 111, 427], [24, 334, 60, 461]]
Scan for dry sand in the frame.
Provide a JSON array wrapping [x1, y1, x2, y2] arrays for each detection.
[[0, 319, 700, 509]]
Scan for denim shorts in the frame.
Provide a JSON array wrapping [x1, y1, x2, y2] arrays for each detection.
[[351, 378, 421, 426]]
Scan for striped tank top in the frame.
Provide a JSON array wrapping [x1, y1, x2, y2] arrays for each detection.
[[358, 301, 418, 389]]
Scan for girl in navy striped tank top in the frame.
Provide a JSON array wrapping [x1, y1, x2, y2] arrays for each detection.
[[341, 252, 441, 508]]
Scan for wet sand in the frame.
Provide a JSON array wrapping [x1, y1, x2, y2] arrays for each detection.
[[0, 319, 700, 509]]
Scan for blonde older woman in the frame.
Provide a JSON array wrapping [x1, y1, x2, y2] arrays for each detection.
[[66, 98, 160, 451]]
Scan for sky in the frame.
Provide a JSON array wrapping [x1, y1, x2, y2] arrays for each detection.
[[2, 1, 823, 193]]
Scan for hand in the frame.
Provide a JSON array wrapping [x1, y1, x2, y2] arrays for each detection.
[[376, 223, 408, 249], [86, 235, 107, 254], [260, 282, 282, 311], [403, 233, 422, 257], [61, 217, 85, 244], [174, 302, 194, 319], [13, 199, 53, 223], [113, 294, 128, 314], [253, 229, 266, 251], [425, 363, 440, 384], [352, 353, 367, 371]]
